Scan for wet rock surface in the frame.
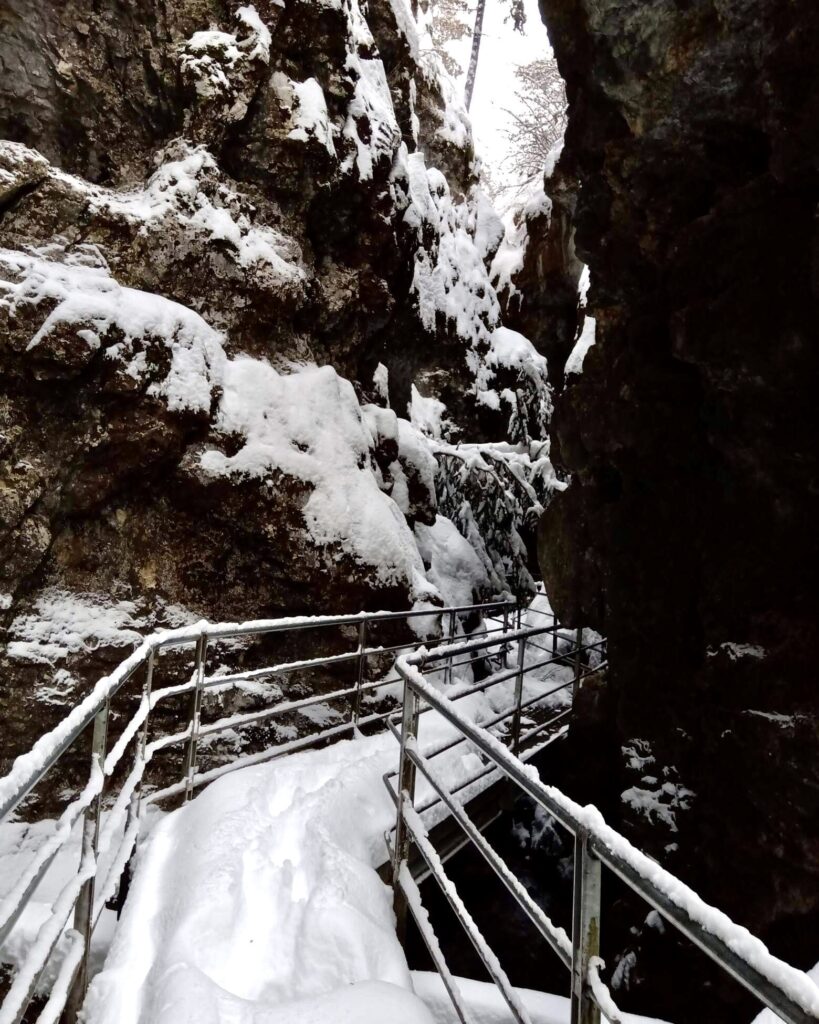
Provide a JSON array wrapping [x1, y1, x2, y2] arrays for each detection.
[[537, 0, 819, 1016]]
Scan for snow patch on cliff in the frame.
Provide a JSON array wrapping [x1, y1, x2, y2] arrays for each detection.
[[199, 359, 427, 590], [0, 247, 226, 414], [86, 146, 305, 287]]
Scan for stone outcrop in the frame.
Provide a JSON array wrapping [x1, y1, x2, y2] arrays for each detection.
[[537, 0, 819, 1016]]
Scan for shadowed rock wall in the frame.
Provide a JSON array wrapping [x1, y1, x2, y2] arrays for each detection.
[[537, 0, 819, 1015]]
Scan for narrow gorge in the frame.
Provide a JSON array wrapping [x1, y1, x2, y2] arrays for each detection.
[[0, 0, 816, 1021]]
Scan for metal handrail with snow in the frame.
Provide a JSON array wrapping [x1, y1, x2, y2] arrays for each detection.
[[2, 596, 571, 1024], [391, 640, 819, 1024]]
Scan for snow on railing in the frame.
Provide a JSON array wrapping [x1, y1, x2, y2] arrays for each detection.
[[391, 642, 819, 1024], [1, 597, 544, 1024]]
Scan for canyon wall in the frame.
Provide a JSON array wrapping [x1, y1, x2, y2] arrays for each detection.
[[0, 0, 554, 770], [538, 0, 819, 1015]]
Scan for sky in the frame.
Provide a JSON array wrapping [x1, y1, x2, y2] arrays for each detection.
[[446, 0, 554, 198]]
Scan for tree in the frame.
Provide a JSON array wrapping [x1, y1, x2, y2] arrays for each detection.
[[421, 0, 472, 77], [464, 0, 525, 110], [463, 0, 486, 110], [501, 57, 567, 186]]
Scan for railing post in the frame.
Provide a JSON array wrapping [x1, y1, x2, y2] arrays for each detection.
[[443, 609, 456, 687], [501, 604, 510, 667], [392, 676, 420, 946], [552, 615, 558, 656], [132, 648, 155, 821], [511, 635, 527, 755], [353, 620, 367, 726], [64, 698, 110, 1021], [183, 632, 208, 803], [117, 649, 155, 917], [571, 826, 602, 1024], [573, 626, 584, 700]]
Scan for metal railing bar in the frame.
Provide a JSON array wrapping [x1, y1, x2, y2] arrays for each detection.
[[196, 626, 513, 693], [0, 599, 519, 826], [196, 684, 361, 739], [383, 718, 499, 813], [396, 862, 476, 1024], [382, 723, 570, 830], [413, 721, 572, 821], [92, 815, 141, 932], [146, 709, 392, 805], [588, 957, 624, 1024], [90, 754, 150, 930], [0, 826, 97, 1024], [0, 771, 101, 948], [517, 708, 573, 747], [383, 663, 583, 782], [522, 606, 555, 619], [588, 838, 815, 1024], [387, 659, 598, 776], [201, 648, 364, 689], [32, 927, 84, 1024], [1, 595, 537, 1024], [396, 660, 819, 1024], [0, 647, 151, 824], [405, 738, 573, 969], [416, 624, 557, 667], [144, 723, 192, 753], [400, 803, 532, 1024], [153, 601, 517, 649], [509, 639, 607, 679]]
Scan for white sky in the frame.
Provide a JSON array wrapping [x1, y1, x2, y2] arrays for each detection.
[[447, 0, 553, 196]]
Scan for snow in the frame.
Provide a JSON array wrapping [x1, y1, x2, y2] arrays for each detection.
[[565, 314, 596, 377], [2, 239, 468, 593], [490, 206, 531, 302], [372, 363, 390, 403], [410, 385, 448, 439], [179, 5, 271, 114], [7, 591, 144, 665], [0, 246, 225, 414], [199, 358, 426, 590], [415, 516, 491, 609], [273, 74, 337, 156], [566, 265, 596, 377], [412, 972, 665, 1024], [543, 139, 564, 181], [341, 0, 401, 181], [711, 642, 767, 661], [753, 962, 819, 1023], [487, 325, 549, 386], [472, 187, 505, 263], [87, 146, 305, 286], [82, 735, 430, 1024], [620, 782, 694, 833], [401, 152, 500, 358], [6, 603, 815, 1024]]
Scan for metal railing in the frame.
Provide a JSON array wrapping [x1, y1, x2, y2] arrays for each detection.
[[0, 597, 531, 1024], [380, 619, 603, 839], [389, 633, 819, 1024]]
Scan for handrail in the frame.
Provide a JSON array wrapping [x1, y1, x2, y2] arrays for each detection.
[[0, 601, 516, 823], [392, 641, 819, 1024], [0, 596, 527, 1024]]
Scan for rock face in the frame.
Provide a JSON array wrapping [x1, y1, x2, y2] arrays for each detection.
[[538, 0, 819, 1016], [493, 165, 583, 391], [0, 0, 557, 768]]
